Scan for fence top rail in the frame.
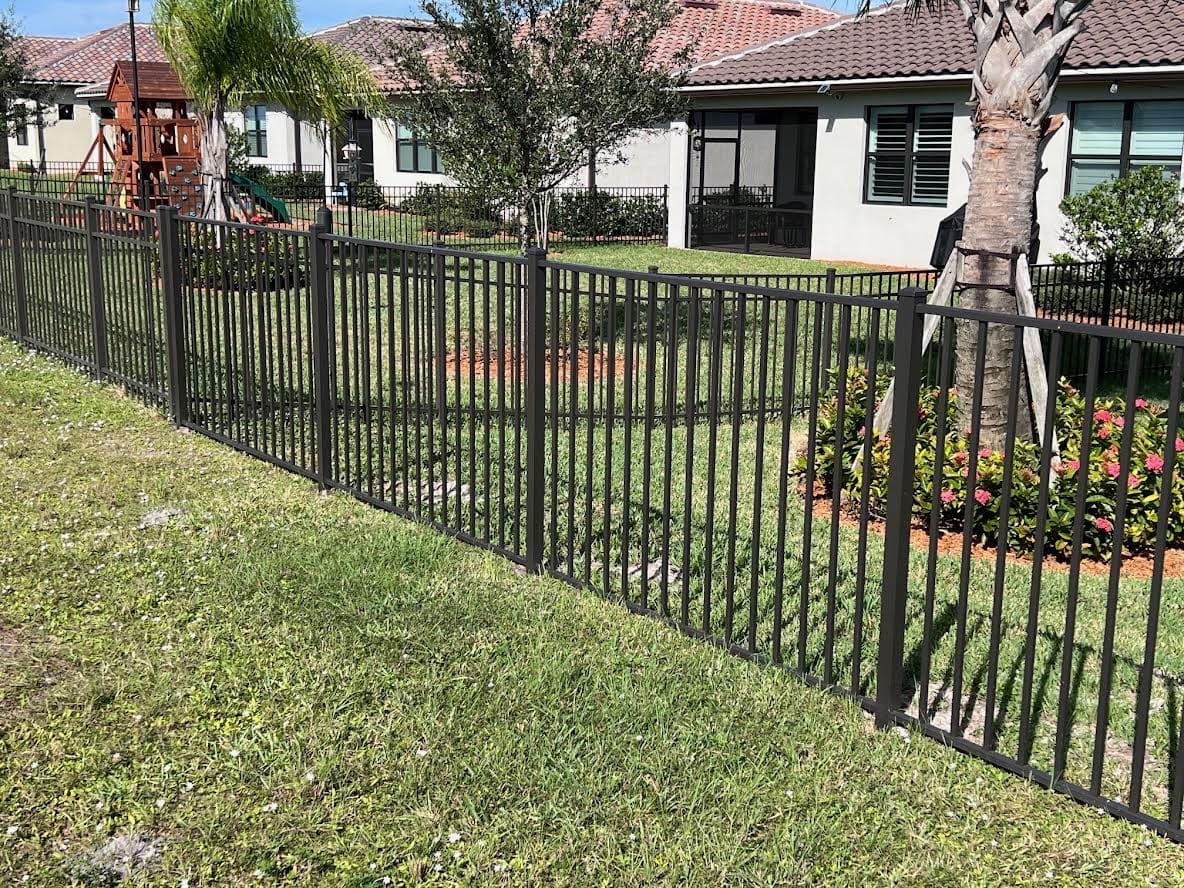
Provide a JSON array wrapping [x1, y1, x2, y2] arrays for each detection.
[[177, 214, 312, 237], [920, 300, 1184, 347], [322, 231, 527, 265], [9, 190, 91, 212], [541, 258, 900, 309], [688, 202, 809, 213], [92, 202, 157, 224]]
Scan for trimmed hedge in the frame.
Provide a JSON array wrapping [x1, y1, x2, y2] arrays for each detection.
[[551, 191, 666, 239]]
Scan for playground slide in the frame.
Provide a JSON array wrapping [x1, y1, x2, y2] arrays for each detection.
[[230, 171, 291, 224]]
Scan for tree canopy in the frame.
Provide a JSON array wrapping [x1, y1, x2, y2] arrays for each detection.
[[154, 0, 387, 219], [386, 0, 687, 250]]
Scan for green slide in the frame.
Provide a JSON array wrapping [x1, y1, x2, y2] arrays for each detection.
[[230, 171, 292, 224]]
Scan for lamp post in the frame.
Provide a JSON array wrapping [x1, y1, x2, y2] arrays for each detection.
[[341, 139, 360, 238], [128, 0, 148, 212]]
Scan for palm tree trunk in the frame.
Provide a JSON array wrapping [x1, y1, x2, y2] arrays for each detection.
[[199, 99, 231, 222], [947, 0, 1090, 448], [955, 111, 1040, 447]]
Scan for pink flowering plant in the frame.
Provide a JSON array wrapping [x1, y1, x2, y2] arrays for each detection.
[[802, 369, 1184, 560]]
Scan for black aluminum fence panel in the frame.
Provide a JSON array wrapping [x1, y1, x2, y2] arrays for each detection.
[[877, 300, 1184, 840], [7, 192, 1184, 845], [318, 234, 531, 563], [0, 191, 167, 407], [175, 216, 318, 478], [246, 183, 668, 252], [534, 261, 901, 698], [688, 203, 811, 254]]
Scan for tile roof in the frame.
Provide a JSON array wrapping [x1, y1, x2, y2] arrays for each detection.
[[616, 0, 841, 69], [311, 16, 437, 65], [318, 0, 841, 89], [17, 36, 75, 69], [686, 0, 1184, 87], [310, 16, 441, 92], [27, 25, 167, 86]]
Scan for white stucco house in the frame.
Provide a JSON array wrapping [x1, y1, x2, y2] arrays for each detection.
[[309, 2, 842, 191], [668, 0, 1184, 266]]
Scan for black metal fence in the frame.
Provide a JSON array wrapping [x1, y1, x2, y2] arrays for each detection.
[[270, 183, 669, 250], [5, 192, 1184, 845]]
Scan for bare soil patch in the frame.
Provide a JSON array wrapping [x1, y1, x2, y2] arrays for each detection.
[[446, 346, 635, 383]]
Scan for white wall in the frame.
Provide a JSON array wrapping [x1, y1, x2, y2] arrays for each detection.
[[679, 76, 1184, 267], [7, 87, 96, 167], [561, 125, 673, 188], [366, 115, 672, 191]]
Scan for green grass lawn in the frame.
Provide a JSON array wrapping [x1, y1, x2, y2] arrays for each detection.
[[5, 347, 1184, 885], [541, 243, 882, 276]]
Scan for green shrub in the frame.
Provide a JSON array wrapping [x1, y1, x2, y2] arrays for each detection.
[[182, 224, 305, 291], [398, 185, 498, 228], [349, 179, 388, 210], [803, 368, 1184, 561], [244, 165, 324, 193], [551, 191, 665, 239], [698, 185, 772, 207], [426, 212, 463, 235], [1059, 166, 1184, 262], [461, 217, 500, 239]]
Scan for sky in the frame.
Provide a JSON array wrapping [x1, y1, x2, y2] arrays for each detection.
[[13, 0, 870, 37]]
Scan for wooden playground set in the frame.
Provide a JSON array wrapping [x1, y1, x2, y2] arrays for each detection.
[[65, 61, 289, 223]]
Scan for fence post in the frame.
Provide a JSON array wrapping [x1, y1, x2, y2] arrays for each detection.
[[310, 206, 334, 490], [1100, 253, 1116, 369], [84, 197, 108, 377], [433, 240, 447, 432], [819, 267, 837, 394], [875, 286, 927, 728], [156, 205, 188, 425], [7, 186, 28, 342], [524, 246, 548, 574]]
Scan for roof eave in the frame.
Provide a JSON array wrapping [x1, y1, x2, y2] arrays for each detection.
[[681, 63, 1184, 94]]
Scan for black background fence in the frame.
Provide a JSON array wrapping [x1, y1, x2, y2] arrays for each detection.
[[0, 168, 668, 251], [5, 192, 1184, 846], [271, 183, 669, 250]]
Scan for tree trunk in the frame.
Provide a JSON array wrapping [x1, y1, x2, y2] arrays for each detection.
[[199, 99, 232, 222], [516, 199, 532, 254], [947, 0, 1090, 448], [955, 111, 1040, 447]]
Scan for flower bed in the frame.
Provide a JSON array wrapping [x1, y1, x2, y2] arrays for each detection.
[[804, 369, 1184, 561]]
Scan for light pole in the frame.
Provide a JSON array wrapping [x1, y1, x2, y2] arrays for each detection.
[[341, 139, 360, 239], [128, 0, 148, 212]]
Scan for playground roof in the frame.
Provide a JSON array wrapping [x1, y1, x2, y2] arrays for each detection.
[[107, 61, 189, 103]]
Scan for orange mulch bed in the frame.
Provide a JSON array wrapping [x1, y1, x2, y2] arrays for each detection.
[[808, 490, 1184, 580], [445, 347, 636, 382]]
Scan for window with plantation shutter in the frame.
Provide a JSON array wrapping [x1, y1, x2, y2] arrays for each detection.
[[1067, 100, 1184, 195], [865, 104, 953, 206]]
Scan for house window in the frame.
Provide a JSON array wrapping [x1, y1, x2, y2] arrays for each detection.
[[57, 103, 74, 121], [864, 104, 953, 206], [244, 104, 268, 158], [15, 125, 27, 146], [1067, 100, 1184, 195], [396, 123, 441, 173]]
